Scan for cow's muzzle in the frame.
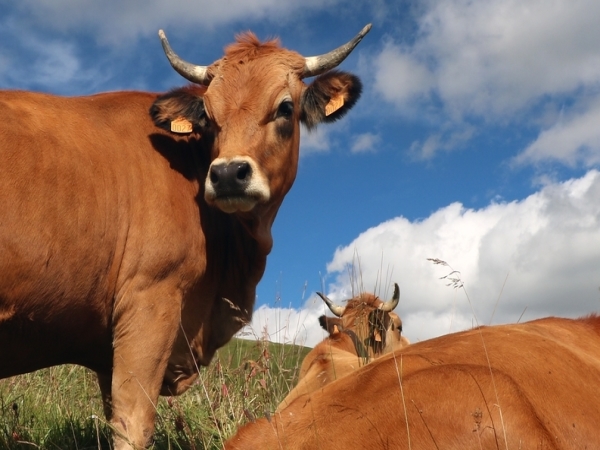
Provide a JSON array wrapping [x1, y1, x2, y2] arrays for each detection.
[[210, 161, 252, 193], [204, 157, 270, 213]]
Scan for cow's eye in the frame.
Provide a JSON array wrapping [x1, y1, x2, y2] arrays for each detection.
[[276, 101, 294, 120]]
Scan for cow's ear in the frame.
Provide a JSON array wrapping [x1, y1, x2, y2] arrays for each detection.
[[300, 71, 362, 130], [150, 86, 209, 135], [318, 315, 343, 335]]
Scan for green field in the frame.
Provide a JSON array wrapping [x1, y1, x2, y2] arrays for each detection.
[[0, 338, 310, 449]]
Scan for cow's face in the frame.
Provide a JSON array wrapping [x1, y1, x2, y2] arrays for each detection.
[[317, 284, 408, 357], [150, 27, 368, 219], [200, 47, 306, 214]]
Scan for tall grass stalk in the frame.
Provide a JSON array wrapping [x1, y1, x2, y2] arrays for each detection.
[[428, 257, 509, 450]]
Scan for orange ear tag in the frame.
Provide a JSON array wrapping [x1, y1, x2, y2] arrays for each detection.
[[374, 330, 382, 342], [325, 95, 345, 116], [171, 117, 193, 134]]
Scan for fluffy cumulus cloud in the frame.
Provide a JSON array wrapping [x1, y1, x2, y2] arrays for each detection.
[[372, 0, 600, 164], [241, 170, 600, 346]]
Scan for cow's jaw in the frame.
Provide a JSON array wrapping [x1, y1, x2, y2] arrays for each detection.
[[204, 156, 271, 213]]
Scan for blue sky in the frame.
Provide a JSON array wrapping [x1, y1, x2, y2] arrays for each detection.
[[3, 0, 600, 346]]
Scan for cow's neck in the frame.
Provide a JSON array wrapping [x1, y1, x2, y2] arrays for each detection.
[[198, 204, 274, 355]]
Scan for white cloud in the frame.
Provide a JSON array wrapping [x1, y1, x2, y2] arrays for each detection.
[[244, 170, 600, 346], [409, 125, 475, 159], [373, 41, 434, 112], [351, 132, 381, 154], [514, 98, 600, 167], [375, 0, 600, 118], [370, 0, 600, 163], [0, 19, 107, 93], [300, 127, 331, 155], [13, 0, 340, 44], [238, 299, 331, 348]]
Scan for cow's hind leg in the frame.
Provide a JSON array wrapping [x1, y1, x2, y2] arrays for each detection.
[[108, 283, 182, 449]]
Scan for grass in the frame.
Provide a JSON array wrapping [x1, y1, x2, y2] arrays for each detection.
[[0, 338, 310, 450]]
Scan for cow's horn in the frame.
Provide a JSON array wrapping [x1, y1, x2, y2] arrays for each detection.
[[302, 23, 372, 79], [317, 292, 345, 317], [158, 30, 211, 86], [379, 283, 400, 312]]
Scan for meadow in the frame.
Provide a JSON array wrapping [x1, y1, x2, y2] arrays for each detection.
[[0, 338, 310, 450]]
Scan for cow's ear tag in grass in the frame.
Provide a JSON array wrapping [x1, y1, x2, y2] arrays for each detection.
[[171, 117, 193, 134], [325, 94, 345, 116]]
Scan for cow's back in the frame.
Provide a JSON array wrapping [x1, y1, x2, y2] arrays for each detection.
[[226, 316, 600, 449], [0, 90, 204, 375]]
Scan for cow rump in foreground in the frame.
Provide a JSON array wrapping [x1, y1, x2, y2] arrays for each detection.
[[226, 315, 600, 449], [277, 283, 409, 410], [0, 25, 370, 449]]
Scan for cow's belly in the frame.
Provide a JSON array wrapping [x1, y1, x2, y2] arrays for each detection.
[[0, 243, 115, 377], [0, 177, 119, 377], [0, 304, 113, 377]]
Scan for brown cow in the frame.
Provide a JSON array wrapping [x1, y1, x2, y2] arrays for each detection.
[[226, 315, 600, 449], [277, 284, 409, 411], [0, 25, 370, 449]]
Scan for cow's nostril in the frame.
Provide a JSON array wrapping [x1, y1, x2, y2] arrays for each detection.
[[236, 162, 251, 181], [210, 169, 220, 184]]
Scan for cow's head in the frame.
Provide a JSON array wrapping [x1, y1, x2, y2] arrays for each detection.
[[317, 283, 409, 358], [150, 26, 370, 251]]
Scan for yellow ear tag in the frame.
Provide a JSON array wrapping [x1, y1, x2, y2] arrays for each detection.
[[333, 325, 340, 334], [374, 330, 382, 342], [325, 95, 345, 116], [171, 117, 193, 134]]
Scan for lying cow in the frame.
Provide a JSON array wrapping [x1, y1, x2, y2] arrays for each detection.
[[0, 24, 370, 449], [277, 284, 409, 410], [227, 314, 600, 449]]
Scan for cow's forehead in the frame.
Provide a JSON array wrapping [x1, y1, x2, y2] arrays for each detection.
[[351, 294, 381, 308], [217, 32, 305, 71], [203, 43, 305, 122], [341, 298, 376, 319]]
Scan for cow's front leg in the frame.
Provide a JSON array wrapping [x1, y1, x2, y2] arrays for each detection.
[[109, 284, 182, 449], [96, 372, 113, 421]]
